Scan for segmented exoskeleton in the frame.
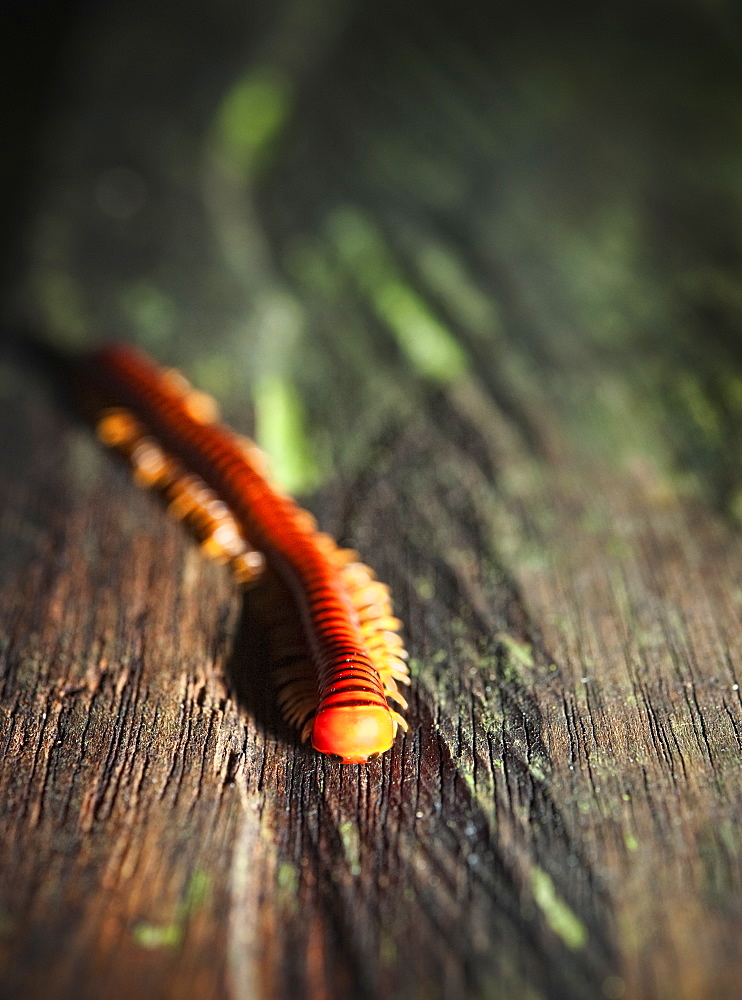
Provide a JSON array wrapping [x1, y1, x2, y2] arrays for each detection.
[[85, 343, 409, 762]]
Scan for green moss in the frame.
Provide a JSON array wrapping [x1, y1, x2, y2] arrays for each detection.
[[133, 921, 182, 949], [215, 67, 293, 171], [338, 820, 362, 877], [379, 281, 468, 381], [413, 575, 435, 600], [407, 657, 423, 678], [379, 929, 397, 965], [184, 870, 211, 913], [416, 240, 501, 341], [530, 866, 588, 950], [131, 870, 210, 950], [527, 762, 547, 783], [497, 633, 535, 673], [326, 206, 469, 383], [254, 375, 322, 493], [276, 862, 299, 895]]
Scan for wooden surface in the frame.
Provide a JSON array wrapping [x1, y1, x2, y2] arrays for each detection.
[[3, 3, 742, 998]]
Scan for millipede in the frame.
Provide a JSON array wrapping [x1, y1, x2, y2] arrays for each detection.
[[82, 342, 409, 763]]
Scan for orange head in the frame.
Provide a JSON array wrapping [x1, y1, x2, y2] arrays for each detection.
[[311, 704, 395, 763]]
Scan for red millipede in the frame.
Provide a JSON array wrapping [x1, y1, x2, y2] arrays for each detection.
[[83, 342, 409, 763]]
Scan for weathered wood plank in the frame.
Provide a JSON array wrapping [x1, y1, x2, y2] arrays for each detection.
[[3, 2, 742, 999]]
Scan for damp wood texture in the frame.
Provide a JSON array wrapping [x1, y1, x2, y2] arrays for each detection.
[[2, 3, 742, 1000]]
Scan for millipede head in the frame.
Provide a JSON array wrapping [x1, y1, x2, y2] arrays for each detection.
[[311, 704, 395, 763]]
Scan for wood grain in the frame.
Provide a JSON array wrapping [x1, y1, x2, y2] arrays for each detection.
[[3, 2, 742, 998]]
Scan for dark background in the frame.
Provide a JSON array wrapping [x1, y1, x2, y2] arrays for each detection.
[[3, 0, 742, 508]]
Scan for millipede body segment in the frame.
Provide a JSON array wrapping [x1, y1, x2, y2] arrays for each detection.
[[84, 342, 409, 763]]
